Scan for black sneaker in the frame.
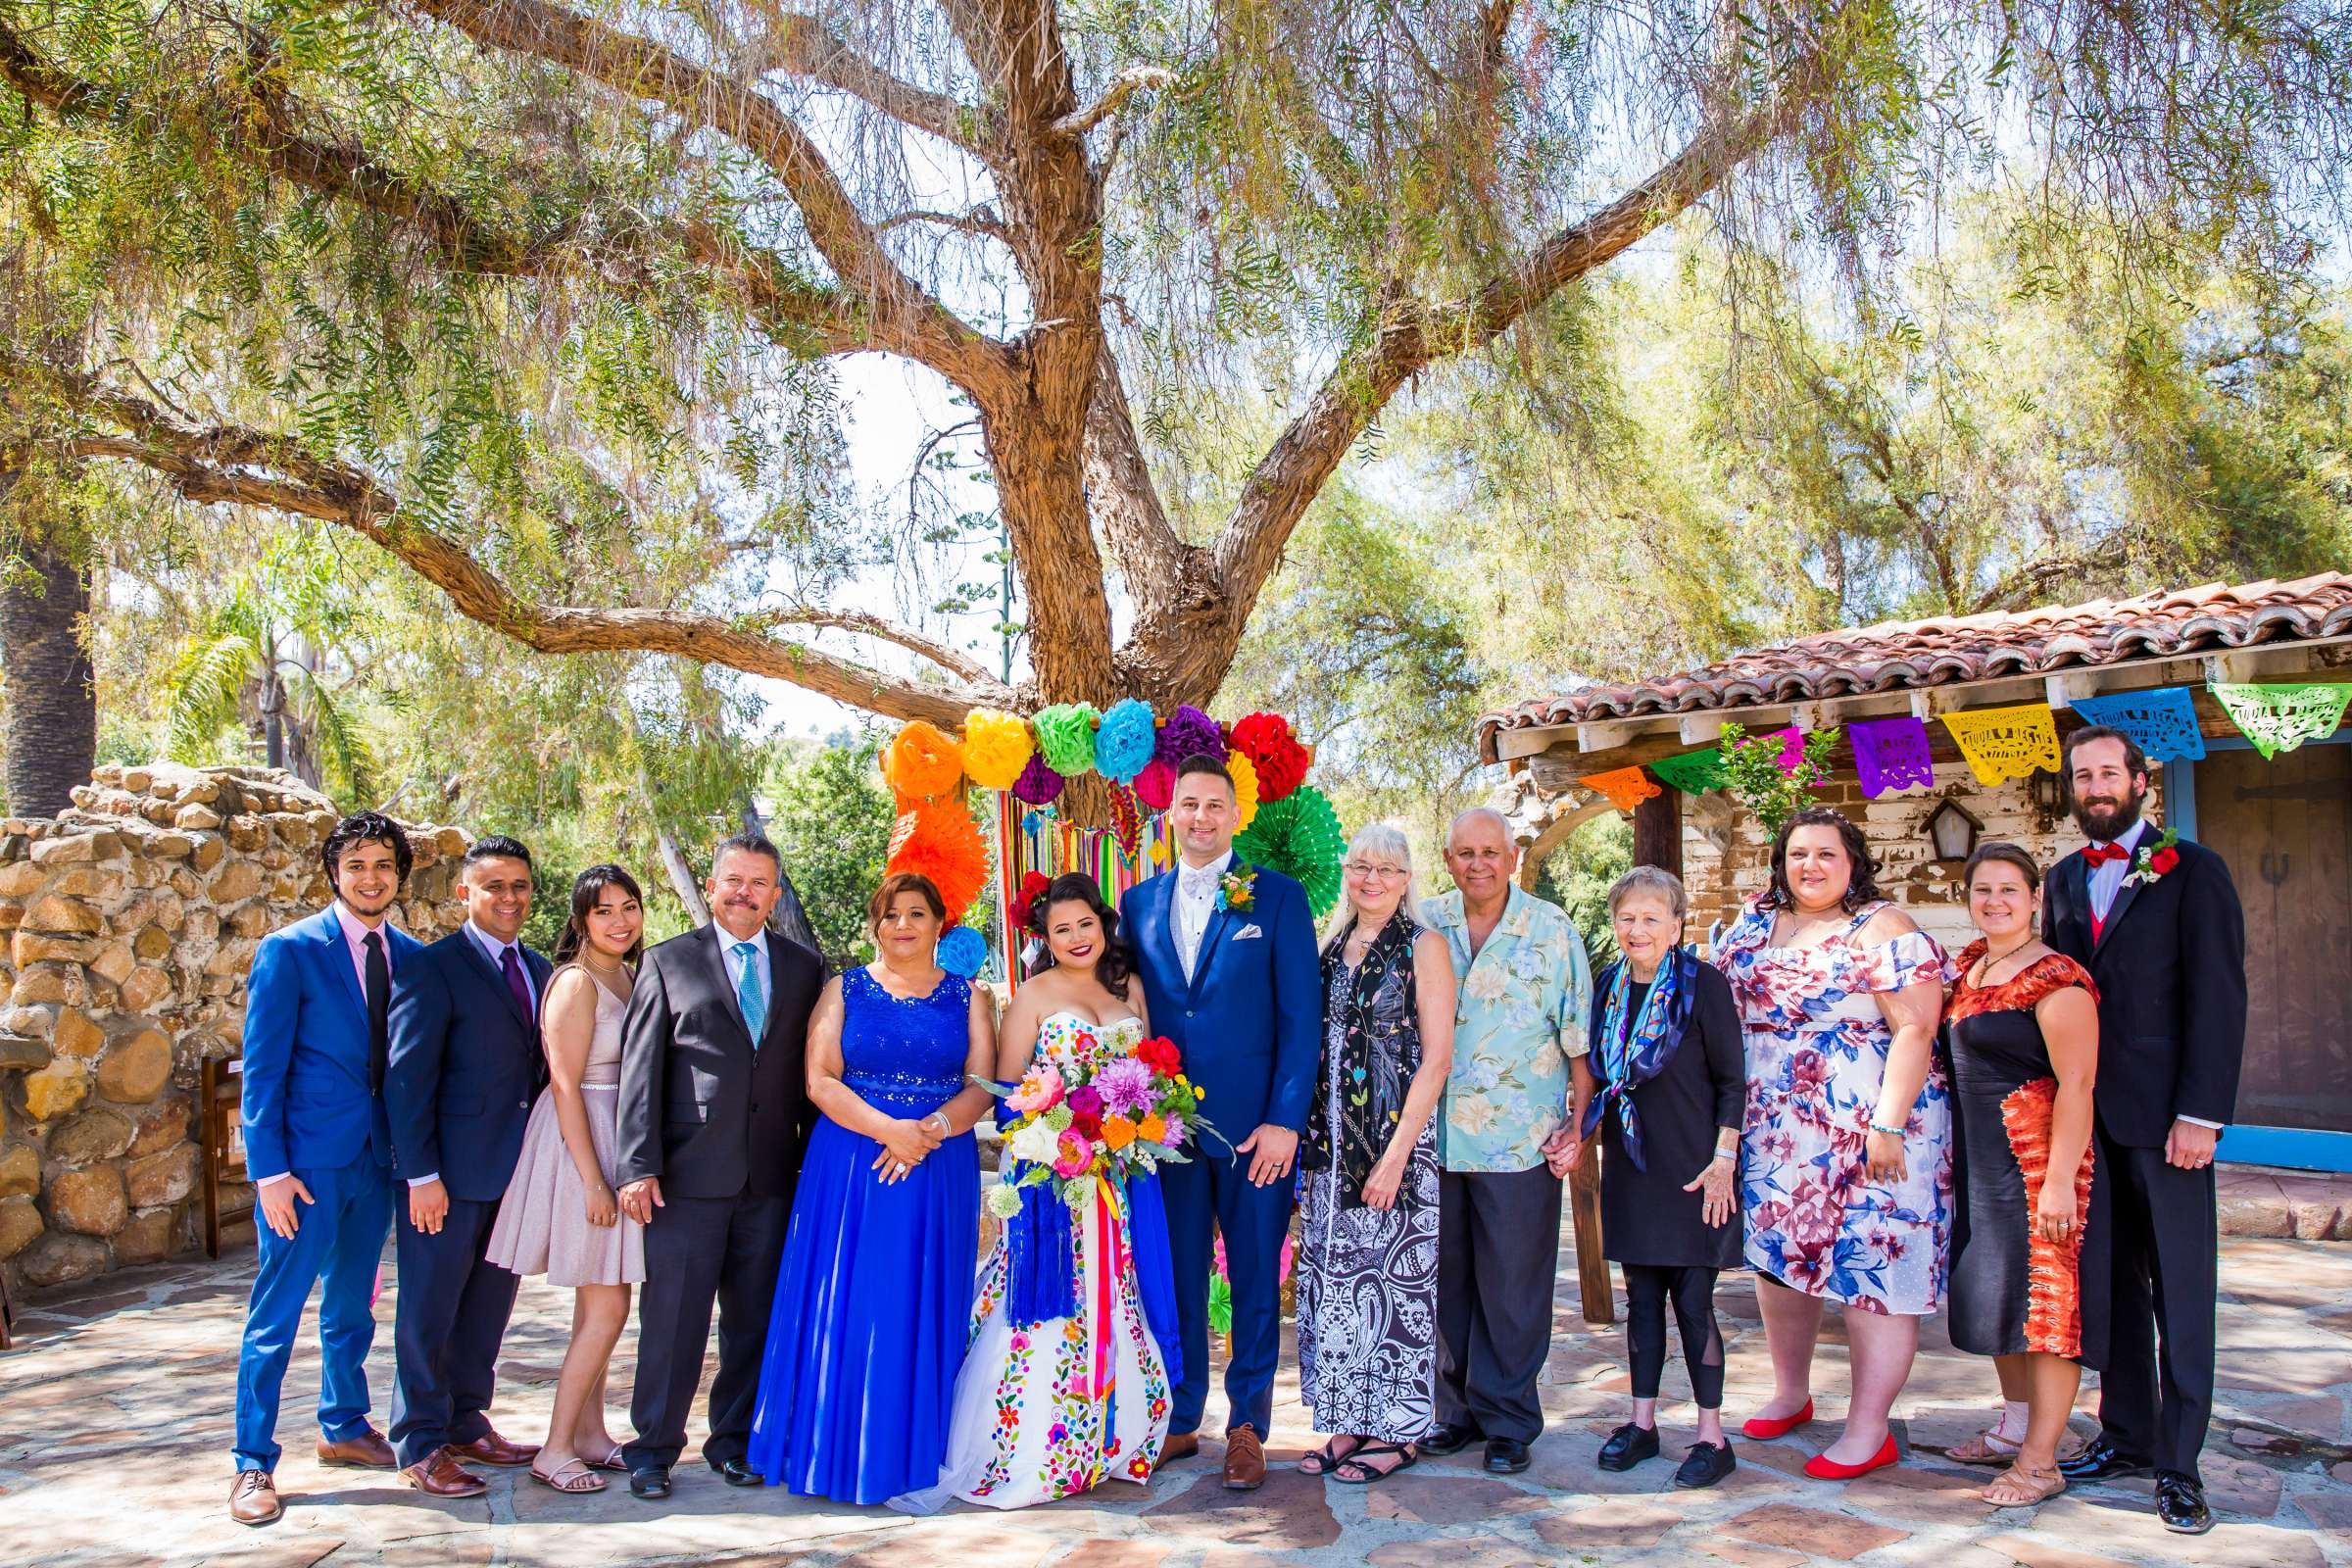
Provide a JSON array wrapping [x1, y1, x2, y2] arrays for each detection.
[[1419, 1422, 1482, 1457], [1674, 1440, 1737, 1489], [1597, 1422, 1660, 1472]]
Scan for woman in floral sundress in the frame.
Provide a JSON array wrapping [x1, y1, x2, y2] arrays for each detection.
[[1714, 808, 1954, 1481]]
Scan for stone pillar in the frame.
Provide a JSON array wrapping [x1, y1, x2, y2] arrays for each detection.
[[0, 763, 467, 1294]]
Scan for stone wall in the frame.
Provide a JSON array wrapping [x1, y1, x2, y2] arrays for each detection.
[[0, 764, 468, 1296]]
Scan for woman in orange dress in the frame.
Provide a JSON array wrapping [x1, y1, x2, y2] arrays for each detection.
[[1941, 842, 2102, 1507]]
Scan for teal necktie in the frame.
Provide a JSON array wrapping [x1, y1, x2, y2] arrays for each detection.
[[733, 940, 766, 1048]]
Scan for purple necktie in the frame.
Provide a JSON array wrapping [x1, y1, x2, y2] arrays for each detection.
[[499, 945, 533, 1022]]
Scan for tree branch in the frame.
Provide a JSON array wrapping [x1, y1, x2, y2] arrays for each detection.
[[747, 3, 1004, 162], [1051, 66, 1174, 139], [23, 353, 997, 725], [407, 0, 1013, 393], [875, 205, 1007, 241], [739, 605, 997, 687]]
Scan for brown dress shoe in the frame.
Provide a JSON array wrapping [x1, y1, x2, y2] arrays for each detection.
[[1153, 1432, 1201, 1472], [1223, 1426, 1267, 1492], [400, 1447, 490, 1497], [315, 1429, 396, 1469], [448, 1429, 541, 1467], [229, 1471, 282, 1526]]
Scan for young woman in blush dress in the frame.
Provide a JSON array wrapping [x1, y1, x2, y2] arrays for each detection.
[[485, 865, 647, 1494]]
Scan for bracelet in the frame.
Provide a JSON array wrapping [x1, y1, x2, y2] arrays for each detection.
[[923, 1110, 951, 1135], [1868, 1120, 1906, 1138], [1710, 1149, 1736, 1164]]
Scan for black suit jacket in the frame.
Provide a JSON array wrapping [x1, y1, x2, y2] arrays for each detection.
[[384, 929, 552, 1202], [615, 921, 822, 1200], [2043, 829, 2248, 1148]]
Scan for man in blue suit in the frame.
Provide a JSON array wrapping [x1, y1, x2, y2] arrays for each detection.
[[1122, 754, 1319, 1492], [385, 836, 553, 1495], [231, 812, 421, 1526]]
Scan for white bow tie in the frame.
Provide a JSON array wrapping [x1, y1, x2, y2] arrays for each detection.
[[1180, 862, 1222, 889]]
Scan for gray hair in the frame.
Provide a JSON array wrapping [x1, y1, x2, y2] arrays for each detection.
[[1607, 865, 1689, 921], [1327, 820, 1422, 946], [1446, 806, 1512, 849]]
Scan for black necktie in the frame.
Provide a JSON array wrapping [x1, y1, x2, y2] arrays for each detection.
[[363, 929, 391, 1095]]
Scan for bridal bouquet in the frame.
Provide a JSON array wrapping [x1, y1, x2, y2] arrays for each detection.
[[985, 1026, 1218, 1216]]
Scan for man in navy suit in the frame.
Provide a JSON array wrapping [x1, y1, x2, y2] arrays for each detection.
[[385, 835, 553, 1495], [1122, 754, 1318, 1492], [230, 812, 422, 1526]]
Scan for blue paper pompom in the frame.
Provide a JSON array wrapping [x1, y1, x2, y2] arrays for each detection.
[[936, 924, 989, 979], [1095, 698, 1157, 785]]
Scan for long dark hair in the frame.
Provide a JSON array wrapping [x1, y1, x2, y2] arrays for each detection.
[[1759, 806, 1883, 913], [1025, 873, 1134, 1001], [553, 863, 646, 968]]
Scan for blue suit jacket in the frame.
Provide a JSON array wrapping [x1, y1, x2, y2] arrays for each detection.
[[1122, 859, 1320, 1138], [240, 906, 423, 1182], [384, 929, 553, 1202]]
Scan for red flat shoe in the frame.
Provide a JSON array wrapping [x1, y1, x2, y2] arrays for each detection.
[[1741, 1399, 1815, 1441], [1803, 1435, 1899, 1480]]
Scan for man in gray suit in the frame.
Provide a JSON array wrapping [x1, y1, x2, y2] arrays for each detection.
[[614, 833, 822, 1499]]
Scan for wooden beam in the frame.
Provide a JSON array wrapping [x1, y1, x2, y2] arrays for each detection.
[[1575, 718, 1642, 753], [1678, 712, 1727, 744], [1495, 723, 1573, 761]]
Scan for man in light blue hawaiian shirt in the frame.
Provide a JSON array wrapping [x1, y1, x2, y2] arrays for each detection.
[[1420, 808, 1592, 1475]]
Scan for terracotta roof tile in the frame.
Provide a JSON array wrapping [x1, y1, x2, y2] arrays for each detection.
[[1476, 573, 2352, 758]]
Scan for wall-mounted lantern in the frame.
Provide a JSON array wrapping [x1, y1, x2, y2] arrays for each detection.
[[1927, 797, 1984, 863]]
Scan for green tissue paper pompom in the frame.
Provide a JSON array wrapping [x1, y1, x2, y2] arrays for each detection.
[[1032, 703, 1101, 776]]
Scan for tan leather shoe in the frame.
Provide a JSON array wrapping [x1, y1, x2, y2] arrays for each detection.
[[315, 1429, 396, 1469], [229, 1470, 282, 1526], [448, 1428, 540, 1467], [400, 1447, 490, 1497], [1153, 1431, 1200, 1472], [1223, 1426, 1266, 1492]]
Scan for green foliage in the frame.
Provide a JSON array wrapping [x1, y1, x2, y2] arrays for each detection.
[[1717, 722, 1843, 838], [762, 740, 895, 974], [1534, 812, 1633, 969]]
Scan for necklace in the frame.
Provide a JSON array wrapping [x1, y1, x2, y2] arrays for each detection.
[[1973, 935, 2041, 988]]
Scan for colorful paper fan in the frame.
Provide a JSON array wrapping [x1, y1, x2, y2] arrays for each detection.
[[1134, 757, 1176, 810], [1107, 784, 1142, 858], [1032, 703, 1100, 777], [1155, 704, 1226, 770], [959, 708, 1035, 792], [1009, 752, 1065, 806], [1233, 784, 1347, 917], [1095, 698, 1156, 784], [936, 924, 989, 979], [1228, 711, 1310, 803], [1227, 748, 1261, 833], [884, 719, 964, 802], [887, 800, 991, 924]]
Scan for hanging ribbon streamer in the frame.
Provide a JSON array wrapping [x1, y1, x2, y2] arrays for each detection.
[[2068, 686, 2209, 762], [1647, 747, 1727, 795], [2208, 682, 2352, 760], [1938, 703, 2063, 787], [1580, 765, 1663, 813], [1848, 715, 1938, 798]]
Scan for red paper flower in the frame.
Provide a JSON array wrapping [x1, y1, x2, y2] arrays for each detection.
[[2149, 847, 2180, 875], [1228, 712, 1310, 802]]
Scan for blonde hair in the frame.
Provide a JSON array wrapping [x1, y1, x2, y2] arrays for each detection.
[[1325, 820, 1422, 950]]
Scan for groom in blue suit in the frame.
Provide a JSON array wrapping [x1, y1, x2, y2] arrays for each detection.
[[1123, 753, 1318, 1491], [230, 812, 422, 1527]]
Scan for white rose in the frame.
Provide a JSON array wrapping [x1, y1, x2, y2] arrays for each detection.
[[1007, 1118, 1063, 1168]]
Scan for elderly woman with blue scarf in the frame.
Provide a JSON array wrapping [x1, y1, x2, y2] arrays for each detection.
[[1555, 866, 1745, 1490]]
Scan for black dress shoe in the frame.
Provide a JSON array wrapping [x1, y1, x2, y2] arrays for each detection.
[[1419, 1422, 1482, 1456], [1675, 1440, 1737, 1490], [2057, 1437, 2153, 1482], [628, 1466, 672, 1500], [714, 1456, 762, 1488], [2156, 1471, 2213, 1535], [1483, 1437, 1532, 1474], [1597, 1423, 1660, 1472]]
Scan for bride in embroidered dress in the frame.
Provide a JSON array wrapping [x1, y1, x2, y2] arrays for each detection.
[[893, 874, 1178, 1513]]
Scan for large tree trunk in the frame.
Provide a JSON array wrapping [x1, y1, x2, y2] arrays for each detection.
[[0, 531, 96, 817]]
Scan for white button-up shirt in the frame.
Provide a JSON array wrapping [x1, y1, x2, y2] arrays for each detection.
[[1173, 852, 1229, 982]]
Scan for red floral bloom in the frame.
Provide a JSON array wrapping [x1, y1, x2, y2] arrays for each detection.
[[1135, 1035, 1184, 1076], [2149, 847, 2180, 875], [1072, 1110, 1104, 1141]]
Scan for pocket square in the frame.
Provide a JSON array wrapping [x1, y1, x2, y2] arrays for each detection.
[[1234, 924, 1264, 940]]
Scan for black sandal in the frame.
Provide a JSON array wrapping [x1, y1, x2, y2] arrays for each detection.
[[1331, 1442, 1418, 1485], [1298, 1435, 1363, 1476]]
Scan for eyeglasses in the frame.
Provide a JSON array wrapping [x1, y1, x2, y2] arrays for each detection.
[[1342, 861, 1408, 881]]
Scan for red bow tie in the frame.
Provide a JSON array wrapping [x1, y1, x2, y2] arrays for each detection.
[[2082, 842, 2131, 865]]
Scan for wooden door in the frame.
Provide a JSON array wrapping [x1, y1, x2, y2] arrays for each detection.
[[2192, 743, 2352, 1132]]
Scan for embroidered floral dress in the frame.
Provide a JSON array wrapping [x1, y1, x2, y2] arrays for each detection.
[[926, 1013, 1171, 1509], [1715, 900, 1955, 1315]]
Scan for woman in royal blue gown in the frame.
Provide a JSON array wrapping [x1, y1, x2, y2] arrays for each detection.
[[748, 871, 999, 1503]]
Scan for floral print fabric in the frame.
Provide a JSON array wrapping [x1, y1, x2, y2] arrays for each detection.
[[1425, 885, 1592, 1173], [1715, 899, 1956, 1315]]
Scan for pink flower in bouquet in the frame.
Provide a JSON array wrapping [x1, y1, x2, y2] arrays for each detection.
[[1066, 1083, 1105, 1120], [1095, 1056, 1154, 1118], [1158, 1111, 1187, 1147], [1006, 1065, 1064, 1114], [1053, 1129, 1096, 1178]]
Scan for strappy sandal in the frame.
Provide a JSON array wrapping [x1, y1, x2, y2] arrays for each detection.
[[1945, 1417, 2026, 1465], [578, 1444, 628, 1473], [1983, 1461, 2065, 1507], [529, 1456, 608, 1494], [1331, 1442, 1418, 1485], [1298, 1435, 1363, 1476]]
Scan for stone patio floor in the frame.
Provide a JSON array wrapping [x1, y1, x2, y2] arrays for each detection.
[[2, 1221, 2347, 1568]]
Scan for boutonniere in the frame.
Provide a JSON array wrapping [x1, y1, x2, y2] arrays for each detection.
[[2121, 825, 2182, 887], [1216, 863, 1256, 912]]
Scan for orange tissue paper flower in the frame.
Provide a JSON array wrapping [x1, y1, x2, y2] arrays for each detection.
[[884, 719, 965, 802], [886, 800, 991, 922]]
